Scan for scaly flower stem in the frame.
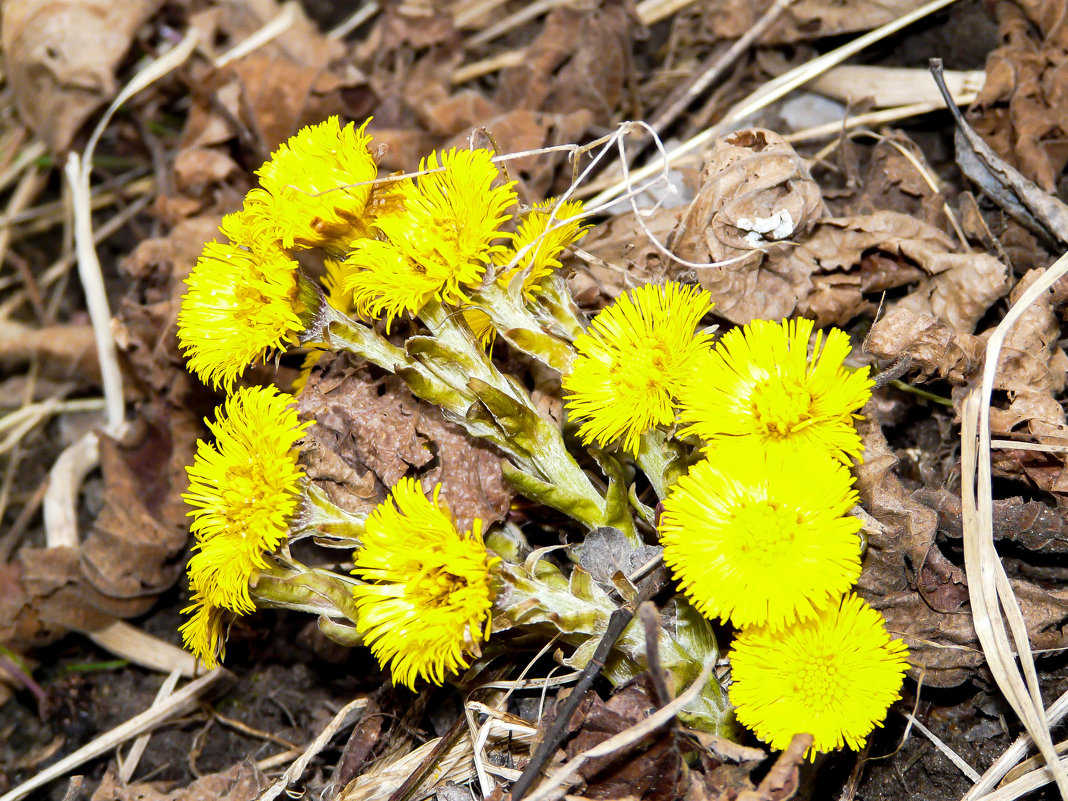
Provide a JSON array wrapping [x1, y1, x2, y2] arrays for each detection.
[[636, 429, 690, 501], [493, 558, 730, 734], [420, 300, 624, 537], [291, 480, 366, 545], [254, 561, 363, 631], [472, 281, 576, 373]]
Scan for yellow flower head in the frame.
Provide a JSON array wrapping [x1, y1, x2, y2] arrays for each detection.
[[183, 386, 310, 615], [350, 478, 498, 689], [730, 593, 909, 756], [344, 148, 517, 327], [179, 592, 227, 669], [246, 116, 378, 250], [659, 442, 862, 630], [678, 318, 872, 463], [178, 213, 308, 391], [562, 282, 714, 454], [500, 199, 589, 300]]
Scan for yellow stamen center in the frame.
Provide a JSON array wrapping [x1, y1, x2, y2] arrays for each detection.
[[750, 376, 813, 436]]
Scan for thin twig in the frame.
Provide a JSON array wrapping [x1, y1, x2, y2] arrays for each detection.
[[648, 0, 795, 136], [509, 565, 671, 801]]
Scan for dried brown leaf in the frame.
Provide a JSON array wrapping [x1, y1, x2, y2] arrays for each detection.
[[563, 683, 682, 801], [0, 321, 99, 385], [987, 269, 1068, 445], [296, 356, 514, 531], [79, 405, 199, 599], [668, 129, 822, 324], [969, 0, 1068, 193], [855, 417, 973, 687], [864, 308, 986, 384], [915, 488, 1068, 554], [689, 0, 935, 44], [496, 5, 633, 127], [1, 0, 163, 152], [90, 761, 267, 801]]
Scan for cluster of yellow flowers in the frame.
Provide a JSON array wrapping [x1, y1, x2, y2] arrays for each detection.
[[563, 288, 908, 754], [174, 115, 908, 757], [175, 117, 587, 680]]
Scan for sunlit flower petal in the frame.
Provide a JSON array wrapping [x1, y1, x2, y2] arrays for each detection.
[[350, 478, 498, 689], [500, 199, 589, 300], [344, 148, 516, 327], [178, 214, 307, 391], [730, 593, 909, 756], [659, 442, 862, 630], [563, 282, 714, 454], [183, 386, 310, 615], [246, 116, 378, 250], [678, 317, 872, 463], [179, 592, 227, 669]]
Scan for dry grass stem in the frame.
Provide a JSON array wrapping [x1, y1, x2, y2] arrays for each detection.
[[959, 248, 1068, 801], [903, 713, 981, 782], [328, 1, 380, 38], [0, 669, 232, 801], [587, 0, 962, 209], [213, 1, 298, 67], [522, 656, 717, 801], [255, 697, 368, 801], [118, 668, 183, 783], [811, 65, 984, 107], [635, 0, 700, 26], [649, 0, 796, 135], [87, 622, 200, 677]]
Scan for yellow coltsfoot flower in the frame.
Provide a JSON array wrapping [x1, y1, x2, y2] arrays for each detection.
[[179, 592, 227, 669], [500, 199, 589, 299], [562, 282, 714, 454], [344, 148, 516, 328], [659, 442, 862, 630], [729, 593, 909, 756], [678, 317, 873, 463], [183, 386, 310, 616], [178, 212, 312, 391], [350, 478, 498, 689], [246, 116, 378, 250]]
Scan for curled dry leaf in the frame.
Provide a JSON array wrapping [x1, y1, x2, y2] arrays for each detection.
[[857, 418, 1068, 686], [90, 760, 267, 801], [969, 0, 1068, 193], [864, 308, 986, 384], [668, 129, 823, 323], [987, 269, 1068, 445], [1, 0, 164, 152], [296, 355, 514, 532]]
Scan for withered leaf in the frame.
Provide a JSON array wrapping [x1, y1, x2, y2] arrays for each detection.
[[79, 405, 199, 599], [1, 0, 163, 152], [90, 760, 266, 801], [297, 355, 514, 531], [864, 308, 986, 384], [915, 488, 1068, 554], [563, 683, 682, 801]]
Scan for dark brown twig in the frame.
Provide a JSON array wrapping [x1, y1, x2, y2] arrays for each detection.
[[509, 565, 671, 801]]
